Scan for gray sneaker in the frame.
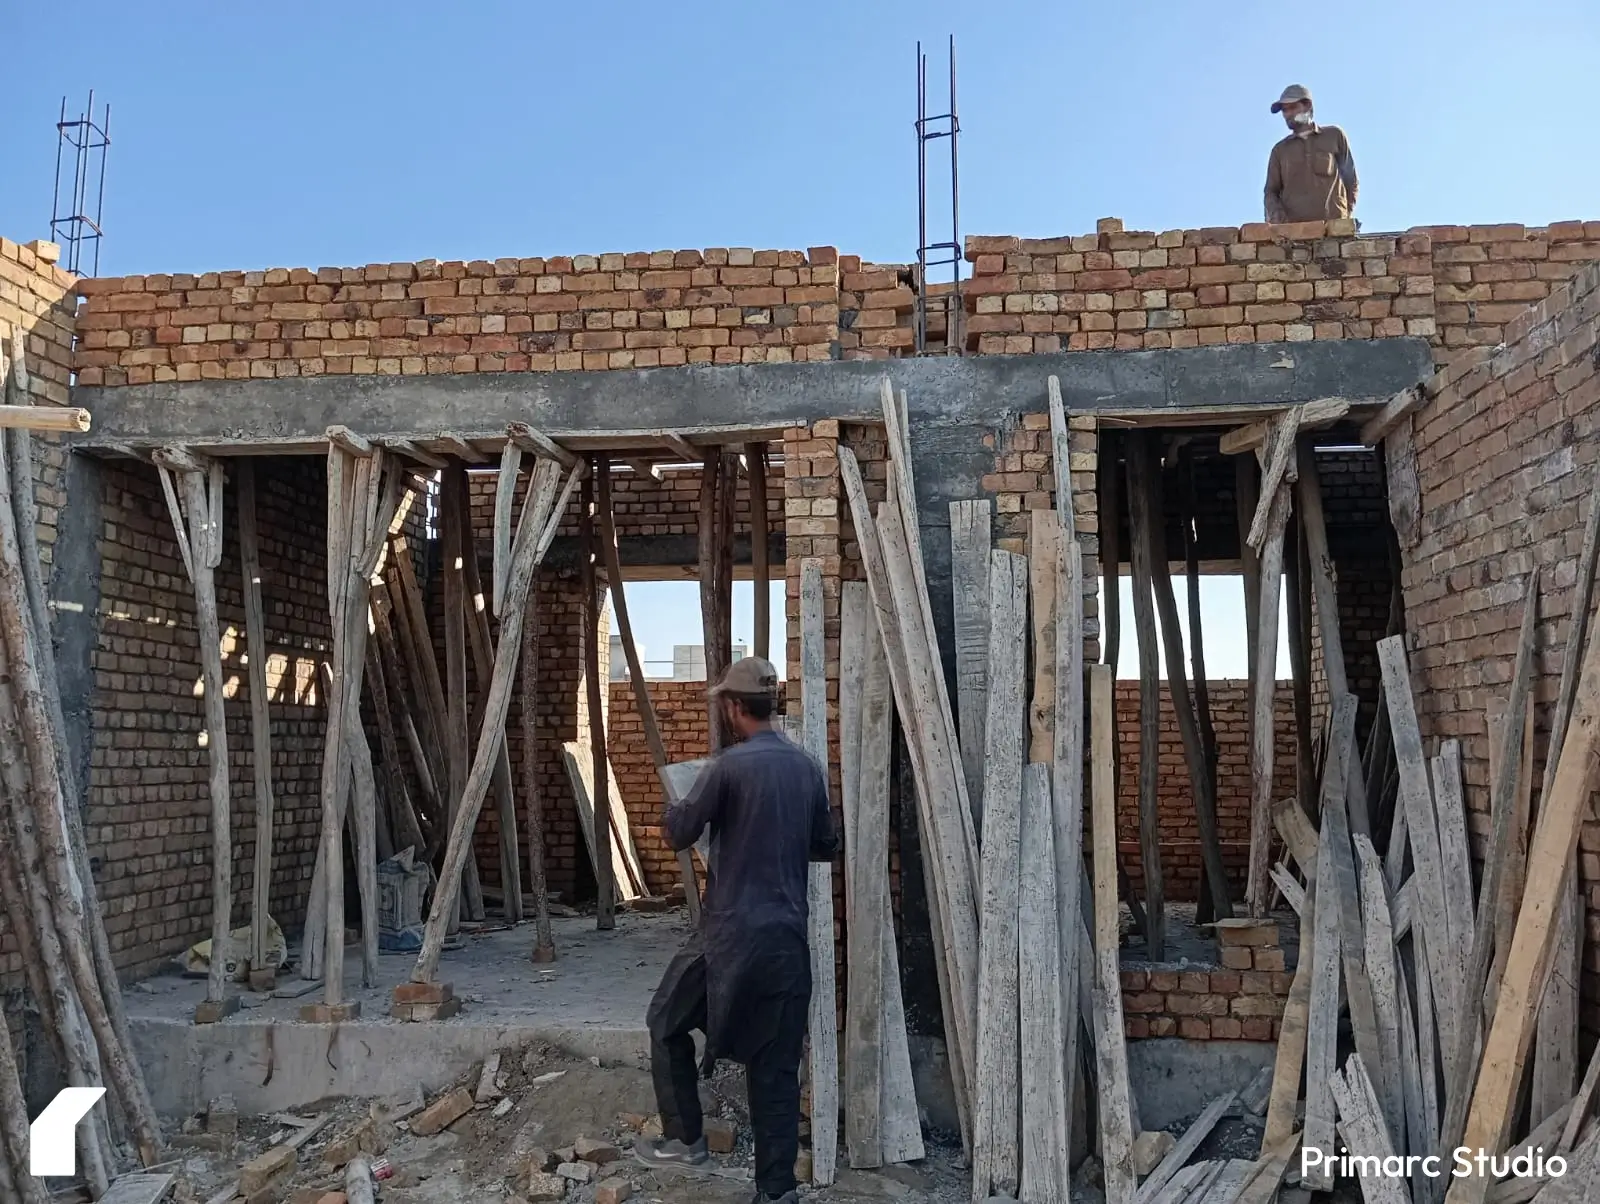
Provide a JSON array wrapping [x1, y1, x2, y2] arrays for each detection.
[[635, 1136, 710, 1168]]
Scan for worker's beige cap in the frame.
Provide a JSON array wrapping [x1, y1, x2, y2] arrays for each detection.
[[710, 656, 779, 698], [1271, 84, 1313, 113]]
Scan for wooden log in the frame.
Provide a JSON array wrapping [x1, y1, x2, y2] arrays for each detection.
[[1089, 664, 1137, 1204], [0, 402, 91, 432], [492, 440, 522, 617], [699, 451, 729, 749], [505, 421, 579, 470], [950, 499, 992, 828], [440, 466, 481, 926], [1245, 451, 1293, 915], [1141, 436, 1231, 919], [1123, 431, 1166, 958], [1245, 406, 1302, 552], [1218, 396, 1351, 455], [579, 463, 615, 929], [0, 1000, 49, 1204], [346, 701, 381, 987], [1019, 761, 1069, 1204], [1530, 474, 1600, 1128], [1441, 572, 1539, 1164], [1180, 446, 1220, 870], [1028, 511, 1059, 766], [235, 461, 279, 979], [799, 558, 840, 1187], [973, 549, 1026, 1199], [519, 580, 556, 963], [597, 456, 700, 919], [746, 441, 770, 661], [456, 487, 524, 922], [1235, 454, 1262, 783], [1359, 384, 1424, 446], [1354, 833, 1406, 1148], [410, 462, 579, 983]]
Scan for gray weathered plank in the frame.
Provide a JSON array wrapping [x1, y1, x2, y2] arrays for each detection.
[[1019, 761, 1070, 1204], [1355, 833, 1406, 1149], [1135, 1092, 1236, 1204], [950, 499, 992, 830]]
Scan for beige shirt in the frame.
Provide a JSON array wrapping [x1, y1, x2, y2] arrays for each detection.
[[1264, 124, 1358, 223]]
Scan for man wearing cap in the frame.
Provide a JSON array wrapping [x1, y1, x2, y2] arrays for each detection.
[[635, 656, 838, 1204], [1264, 84, 1358, 224]]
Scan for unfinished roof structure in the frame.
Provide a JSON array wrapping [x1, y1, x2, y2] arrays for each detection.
[[3, 212, 1599, 1201]]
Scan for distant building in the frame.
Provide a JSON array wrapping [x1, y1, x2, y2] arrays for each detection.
[[671, 643, 747, 681], [609, 634, 643, 680]]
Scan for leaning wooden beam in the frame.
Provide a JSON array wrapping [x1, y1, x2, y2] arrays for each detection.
[[1018, 761, 1070, 1203], [1135, 1091, 1236, 1204], [439, 466, 483, 926], [1180, 447, 1220, 886], [949, 499, 992, 828], [1329, 1055, 1411, 1204], [0, 1006, 48, 1204], [1530, 471, 1600, 1126], [1028, 511, 1060, 768], [435, 434, 488, 463], [1141, 435, 1232, 919], [386, 543, 451, 807], [1123, 431, 1166, 957], [658, 432, 702, 463], [699, 451, 732, 749], [505, 421, 579, 470], [973, 549, 1026, 1200], [580, 463, 616, 930], [1234, 453, 1262, 773], [365, 638, 428, 858], [1244, 406, 1302, 552], [1245, 417, 1295, 915], [408, 461, 578, 987], [1089, 664, 1137, 1204], [799, 558, 840, 1187], [596, 455, 700, 918], [492, 440, 522, 617], [1441, 571, 1540, 1174], [1354, 833, 1406, 1145], [746, 441, 771, 661], [0, 402, 91, 431], [1054, 534, 1088, 1165], [235, 461, 280, 990], [560, 741, 642, 903], [519, 582, 557, 962], [153, 447, 237, 1017], [1357, 383, 1425, 447], [1285, 519, 1318, 822], [1218, 396, 1351, 456]]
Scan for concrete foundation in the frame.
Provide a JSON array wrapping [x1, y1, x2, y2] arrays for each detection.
[[1127, 1039, 1277, 1131]]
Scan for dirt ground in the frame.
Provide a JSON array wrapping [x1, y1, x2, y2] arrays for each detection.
[[166, 1042, 977, 1203]]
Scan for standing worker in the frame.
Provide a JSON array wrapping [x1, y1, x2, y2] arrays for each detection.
[[1264, 84, 1359, 223], [635, 657, 839, 1204]]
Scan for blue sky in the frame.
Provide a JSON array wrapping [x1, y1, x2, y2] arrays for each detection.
[[3, 0, 1592, 674]]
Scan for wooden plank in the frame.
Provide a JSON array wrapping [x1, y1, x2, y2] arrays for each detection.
[[1054, 534, 1088, 1165], [505, 421, 578, 469], [1395, 947, 1433, 1197], [236, 461, 278, 979], [1218, 396, 1352, 455], [1353, 833, 1406, 1149], [491, 440, 522, 616], [1263, 814, 1322, 1147], [1245, 407, 1301, 552], [1414, 927, 1443, 1165], [1299, 701, 1353, 1190], [1447, 569, 1600, 1204], [440, 465, 476, 928], [1245, 470, 1292, 915], [746, 442, 770, 660], [1090, 664, 1137, 1204], [1385, 415, 1423, 549], [1269, 864, 1305, 915], [949, 499, 992, 830], [1019, 761, 1070, 1203], [97, 1174, 177, 1204], [1124, 431, 1166, 957], [840, 581, 881, 1169], [1433, 740, 1477, 1007], [1485, 697, 1530, 1046], [560, 742, 642, 903], [1231, 1131, 1301, 1204], [435, 434, 488, 463], [1358, 384, 1424, 446], [1560, 1043, 1600, 1152], [658, 432, 703, 463], [519, 580, 556, 962], [1181, 445, 1222, 917], [1328, 1054, 1411, 1204], [0, 402, 91, 431], [1029, 510, 1060, 765], [1531, 473, 1600, 1129], [579, 465, 615, 929], [973, 548, 1026, 1199], [1487, 1102, 1576, 1201], [1135, 1092, 1236, 1204], [1141, 437, 1231, 919], [799, 558, 839, 1187], [1379, 634, 1460, 1073], [1272, 797, 1320, 879]]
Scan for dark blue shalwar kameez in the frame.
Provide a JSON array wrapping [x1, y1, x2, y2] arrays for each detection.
[[646, 728, 838, 1200]]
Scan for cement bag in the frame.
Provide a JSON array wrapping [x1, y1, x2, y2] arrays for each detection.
[[377, 847, 433, 953], [181, 917, 285, 982]]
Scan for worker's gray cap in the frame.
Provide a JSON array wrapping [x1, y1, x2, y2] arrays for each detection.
[[1271, 84, 1313, 113], [710, 656, 779, 698]]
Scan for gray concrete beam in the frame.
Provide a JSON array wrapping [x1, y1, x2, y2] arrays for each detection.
[[71, 340, 1434, 453]]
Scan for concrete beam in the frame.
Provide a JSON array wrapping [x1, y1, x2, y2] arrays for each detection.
[[71, 340, 1434, 454]]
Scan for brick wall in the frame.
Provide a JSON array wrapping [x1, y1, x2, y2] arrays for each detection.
[[88, 457, 330, 982], [1121, 920, 1292, 1042], [607, 679, 710, 895], [1114, 681, 1296, 902], [72, 248, 842, 385], [1397, 261, 1600, 1038]]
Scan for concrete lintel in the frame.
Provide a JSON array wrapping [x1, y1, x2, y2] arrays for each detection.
[[71, 340, 1434, 453]]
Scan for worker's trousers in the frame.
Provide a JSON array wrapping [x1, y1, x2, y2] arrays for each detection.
[[647, 935, 811, 1200]]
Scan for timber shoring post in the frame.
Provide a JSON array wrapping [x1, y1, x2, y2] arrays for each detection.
[[747, 441, 770, 661], [237, 460, 279, 990], [1123, 430, 1165, 959], [521, 577, 557, 962], [441, 463, 482, 927], [581, 459, 615, 930], [1181, 446, 1219, 842], [1286, 511, 1317, 825], [598, 454, 701, 918]]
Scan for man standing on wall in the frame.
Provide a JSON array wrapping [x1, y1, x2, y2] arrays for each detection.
[[635, 657, 838, 1204], [1264, 84, 1359, 223]]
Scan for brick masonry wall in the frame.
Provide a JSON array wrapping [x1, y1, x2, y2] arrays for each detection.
[[1121, 920, 1292, 1041], [608, 679, 710, 895], [1114, 681, 1296, 902], [1398, 261, 1600, 1038], [87, 457, 331, 982], [72, 248, 842, 385]]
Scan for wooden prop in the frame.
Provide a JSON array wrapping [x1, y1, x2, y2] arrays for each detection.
[[579, 465, 616, 929], [560, 741, 643, 901], [799, 558, 840, 1186], [1053, 535, 1088, 1162], [1028, 511, 1060, 767], [700, 450, 735, 749], [1018, 762, 1070, 1203], [1123, 430, 1166, 957], [950, 499, 992, 828], [597, 455, 700, 919], [440, 464, 479, 927], [746, 441, 771, 660], [520, 581, 557, 962]]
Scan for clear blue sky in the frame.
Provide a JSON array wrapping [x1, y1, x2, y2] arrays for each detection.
[[2, 0, 1590, 673]]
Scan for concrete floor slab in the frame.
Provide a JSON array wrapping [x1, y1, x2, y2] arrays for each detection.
[[125, 912, 686, 1118]]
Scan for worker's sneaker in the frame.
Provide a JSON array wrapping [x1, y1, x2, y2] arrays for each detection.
[[634, 1136, 710, 1168]]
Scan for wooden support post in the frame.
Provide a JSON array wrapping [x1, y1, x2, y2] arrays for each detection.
[[387, 544, 450, 809], [699, 451, 734, 747], [1123, 430, 1166, 958], [1354, 833, 1406, 1145], [746, 441, 770, 662], [580, 462, 615, 930], [1019, 760, 1070, 1203], [973, 549, 1025, 1200], [457, 494, 523, 922], [799, 558, 839, 1187], [1141, 436, 1232, 920], [1054, 535, 1088, 1170], [1028, 511, 1059, 767], [949, 499, 992, 829], [597, 456, 701, 917], [1286, 516, 1318, 823], [1181, 446, 1220, 857], [520, 579, 557, 962], [155, 450, 237, 1016], [440, 464, 481, 927], [364, 638, 427, 857], [235, 461, 280, 991], [370, 585, 443, 844], [1089, 664, 1137, 1204]]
